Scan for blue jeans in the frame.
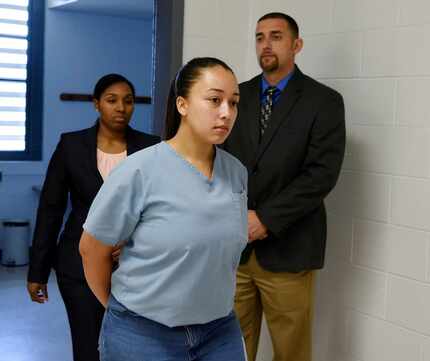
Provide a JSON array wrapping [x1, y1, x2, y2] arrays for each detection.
[[99, 296, 247, 361]]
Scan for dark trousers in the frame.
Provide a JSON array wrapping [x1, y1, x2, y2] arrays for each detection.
[[57, 275, 105, 361]]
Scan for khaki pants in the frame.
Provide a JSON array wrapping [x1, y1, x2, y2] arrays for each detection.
[[234, 251, 315, 361]]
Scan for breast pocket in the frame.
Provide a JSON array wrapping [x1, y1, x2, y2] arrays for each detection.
[[231, 189, 248, 244]]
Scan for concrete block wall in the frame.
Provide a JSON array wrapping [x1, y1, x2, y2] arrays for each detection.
[[184, 1, 430, 360]]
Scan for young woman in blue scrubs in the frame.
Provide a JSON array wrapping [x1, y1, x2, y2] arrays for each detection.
[[79, 57, 248, 361]]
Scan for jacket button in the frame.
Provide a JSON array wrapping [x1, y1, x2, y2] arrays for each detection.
[[252, 167, 258, 176]]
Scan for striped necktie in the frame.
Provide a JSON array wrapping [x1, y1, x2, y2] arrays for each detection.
[[260, 86, 278, 138]]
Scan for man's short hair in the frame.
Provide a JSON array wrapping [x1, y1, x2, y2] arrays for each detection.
[[257, 12, 299, 38]]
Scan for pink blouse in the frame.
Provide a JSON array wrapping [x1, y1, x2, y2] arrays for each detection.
[[97, 148, 127, 181]]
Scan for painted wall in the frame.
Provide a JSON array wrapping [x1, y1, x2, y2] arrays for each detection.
[[184, 1, 430, 361], [0, 4, 154, 247]]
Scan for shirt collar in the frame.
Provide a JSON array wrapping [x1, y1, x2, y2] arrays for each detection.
[[261, 69, 295, 94]]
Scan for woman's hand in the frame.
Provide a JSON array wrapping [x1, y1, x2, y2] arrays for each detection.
[[27, 282, 48, 303], [112, 240, 127, 263], [112, 245, 122, 263]]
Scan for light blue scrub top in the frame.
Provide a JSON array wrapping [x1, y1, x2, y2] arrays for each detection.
[[83, 141, 248, 327]]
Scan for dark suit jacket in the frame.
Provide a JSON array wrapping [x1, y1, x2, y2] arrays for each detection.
[[223, 66, 345, 272], [28, 123, 160, 283]]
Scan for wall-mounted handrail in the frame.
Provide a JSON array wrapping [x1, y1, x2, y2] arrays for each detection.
[[60, 93, 151, 104]]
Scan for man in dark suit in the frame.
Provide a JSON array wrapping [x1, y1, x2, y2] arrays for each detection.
[[223, 12, 345, 361]]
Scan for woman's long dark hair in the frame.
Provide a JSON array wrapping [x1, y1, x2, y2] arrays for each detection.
[[93, 73, 136, 100], [164, 57, 234, 140]]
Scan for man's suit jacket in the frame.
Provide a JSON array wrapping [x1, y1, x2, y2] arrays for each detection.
[[28, 123, 160, 283], [223, 66, 345, 272]]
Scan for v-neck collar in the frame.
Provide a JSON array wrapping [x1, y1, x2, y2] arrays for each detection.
[[85, 120, 141, 184], [163, 141, 218, 184]]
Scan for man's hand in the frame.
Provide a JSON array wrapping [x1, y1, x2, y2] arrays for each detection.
[[248, 210, 268, 243], [27, 282, 48, 303]]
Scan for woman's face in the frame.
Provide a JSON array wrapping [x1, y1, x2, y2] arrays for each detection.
[[177, 66, 240, 145], [94, 82, 134, 132]]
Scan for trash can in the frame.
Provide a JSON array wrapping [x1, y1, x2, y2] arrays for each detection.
[[1, 219, 30, 267]]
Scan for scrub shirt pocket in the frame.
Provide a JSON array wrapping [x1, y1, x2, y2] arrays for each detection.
[[231, 189, 248, 244]]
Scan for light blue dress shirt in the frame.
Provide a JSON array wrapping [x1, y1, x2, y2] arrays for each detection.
[[83, 141, 248, 327], [260, 70, 295, 105]]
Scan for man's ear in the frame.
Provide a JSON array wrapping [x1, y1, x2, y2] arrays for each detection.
[[176, 96, 188, 116], [293, 37, 304, 55]]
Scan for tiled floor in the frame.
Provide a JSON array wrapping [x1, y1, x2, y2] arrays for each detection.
[[0, 265, 73, 361]]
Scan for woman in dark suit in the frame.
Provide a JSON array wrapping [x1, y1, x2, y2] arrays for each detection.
[[26, 73, 160, 361]]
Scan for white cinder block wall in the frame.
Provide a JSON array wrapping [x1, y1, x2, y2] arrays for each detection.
[[183, 1, 430, 360]]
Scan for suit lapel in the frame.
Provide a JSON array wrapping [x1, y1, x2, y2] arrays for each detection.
[[243, 76, 262, 151], [255, 68, 304, 163], [126, 127, 142, 155], [84, 122, 104, 186]]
